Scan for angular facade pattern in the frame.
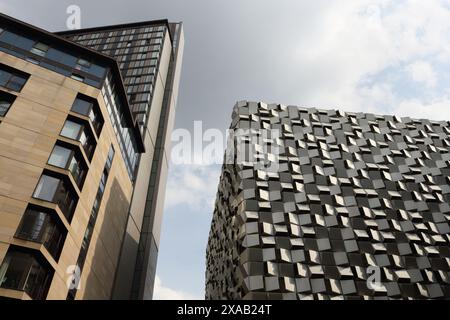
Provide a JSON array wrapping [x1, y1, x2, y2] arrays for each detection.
[[206, 101, 450, 300]]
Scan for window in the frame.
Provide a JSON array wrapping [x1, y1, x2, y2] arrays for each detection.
[[30, 42, 49, 57], [0, 247, 53, 300], [105, 146, 115, 172], [71, 94, 104, 136], [15, 206, 67, 261], [89, 64, 106, 78], [71, 96, 92, 115], [33, 175, 60, 202], [75, 58, 101, 76], [76, 58, 91, 68], [60, 119, 82, 140], [129, 93, 137, 103], [33, 173, 78, 221], [0, 64, 29, 92], [0, 90, 16, 116], [67, 153, 87, 188], [60, 118, 96, 160], [70, 73, 84, 82], [26, 56, 39, 65], [0, 31, 34, 51], [48, 145, 72, 168], [48, 143, 87, 188], [46, 48, 77, 67]]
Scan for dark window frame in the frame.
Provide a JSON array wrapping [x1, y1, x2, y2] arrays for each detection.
[[14, 205, 67, 262], [0, 63, 29, 92], [30, 42, 49, 57], [0, 246, 53, 300], [47, 141, 88, 189], [0, 90, 16, 117], [70, 94, 104, 137], [0, 26, 110, 90], [60, 116, 97, 161], [32, 171, 79, 222]]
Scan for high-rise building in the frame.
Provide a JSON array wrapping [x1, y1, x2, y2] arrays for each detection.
[[206, 101, 450, 300], [0, 12, 183, 300], [56, 17, 184, 300]]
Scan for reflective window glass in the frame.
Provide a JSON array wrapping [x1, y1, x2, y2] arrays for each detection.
[[60, 120, 82, 140], [7, 75, 27, 91], [0, 69, 10, 86], [33, 175, 60, 202], [48, 145, 72, 168], [71, 96, 92, 116], [89, 64, 106, 78], [30, 42, 49, 57], [2, 32, 34, 50], [46, 48, 77, 67], [0, 91, 15, 117], [70, 73, 84, 82], [0, 65, 29, 92]]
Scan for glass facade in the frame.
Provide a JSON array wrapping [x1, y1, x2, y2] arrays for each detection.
[[63, 22, 184, 300], [102, 75, 139, 178], [0, 28, 106, 88], [63, 25, 166, 129]]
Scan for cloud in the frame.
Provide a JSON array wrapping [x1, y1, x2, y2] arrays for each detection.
[[406, 61, 437, 88], [392, 97, 450, 121], [164, 164, 221, 211], [153, 276, 202, 300], [286, 0, 450, 117]]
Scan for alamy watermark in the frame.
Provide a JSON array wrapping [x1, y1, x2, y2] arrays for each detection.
[[171, 122, 281, 171], [66, 265, 81, 290], [66, 4, 81, 30]]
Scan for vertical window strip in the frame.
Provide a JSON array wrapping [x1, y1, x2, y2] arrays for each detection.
[[66, 145, 115, 300]]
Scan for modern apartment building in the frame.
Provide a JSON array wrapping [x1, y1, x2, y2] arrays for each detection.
[[206, 101, 450, 300], [0, 12, 183, 300], [57, 17, 184, 300]]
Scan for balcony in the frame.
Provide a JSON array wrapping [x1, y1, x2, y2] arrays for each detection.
[[70, 94, 104, 137], [32, 172, 78, 222], [47, 142, 88, 189], [15, 205, 67, 261], [60, 117, 97, 160], [0, 248, 53, 300]]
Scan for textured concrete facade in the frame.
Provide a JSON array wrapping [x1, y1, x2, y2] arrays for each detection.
[[206, 101, 450, 300]]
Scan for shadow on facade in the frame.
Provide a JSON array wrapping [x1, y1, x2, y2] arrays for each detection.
[[81, 177, 136, 299]]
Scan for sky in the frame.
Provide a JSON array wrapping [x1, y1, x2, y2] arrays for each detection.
[[2, 0, 450, 299]]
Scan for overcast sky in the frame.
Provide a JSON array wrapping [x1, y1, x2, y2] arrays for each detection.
[[2, 0, 450, 299]]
